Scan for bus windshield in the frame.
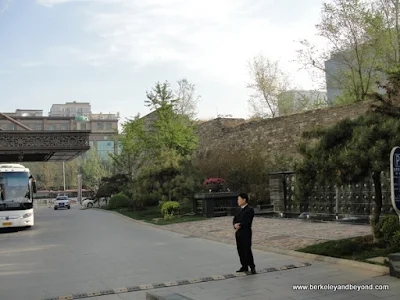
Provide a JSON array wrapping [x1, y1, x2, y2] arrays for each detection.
[[0, 172, 30, 203]]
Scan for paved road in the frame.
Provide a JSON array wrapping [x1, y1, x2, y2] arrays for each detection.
[[0, 206, 399, 300]]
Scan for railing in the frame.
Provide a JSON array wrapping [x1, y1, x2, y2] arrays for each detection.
[[0, 131, 91, 150], [0, 130, 91, 162]]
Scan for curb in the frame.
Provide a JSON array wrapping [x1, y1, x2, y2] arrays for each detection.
[[94, 209, 389, 275]]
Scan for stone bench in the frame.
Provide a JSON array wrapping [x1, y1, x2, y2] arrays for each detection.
[[388, 252, 400, 278], [146, 291, 194, 300]]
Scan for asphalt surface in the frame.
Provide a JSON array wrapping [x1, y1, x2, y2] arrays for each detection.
[[0, 205, 399, 300]]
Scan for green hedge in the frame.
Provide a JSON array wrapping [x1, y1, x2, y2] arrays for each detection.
[[160, 201, 180, 220], [373, 215, 400, 246], [108, 192, 132, 210]]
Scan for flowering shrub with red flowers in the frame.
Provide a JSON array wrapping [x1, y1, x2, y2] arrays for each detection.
[[203, 177, 225, 185]]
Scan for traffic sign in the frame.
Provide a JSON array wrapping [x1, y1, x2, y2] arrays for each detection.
[[390, 147, 400, 217]]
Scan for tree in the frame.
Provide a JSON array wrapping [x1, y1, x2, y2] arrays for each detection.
[[376, 0, 400, 64], [145, 81, 198, 156], [64, 159, 79, 189], [296, 110, 400, 237], [295, 68, 400, 239], [277, 90, 329, 116], [114, 81, 199, 209], [297, 0, 392, 104], [25, 160, 79, 190], [174, 78, 200, 120], [80, 148, 112, 196], [246, 54, 290, 118], [132, 148, 201, 208], [113, 114, 148, 177], [96, 173, 129, 199]]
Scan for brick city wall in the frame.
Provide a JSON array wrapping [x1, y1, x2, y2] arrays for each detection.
[[195, 100, 373, 160]]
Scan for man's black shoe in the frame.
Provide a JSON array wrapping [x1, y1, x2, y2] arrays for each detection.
[[250, 268, 257, 274], [236, 268, 248, 272]]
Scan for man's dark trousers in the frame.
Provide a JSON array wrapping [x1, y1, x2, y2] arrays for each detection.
[[233, 205, 255, 270]]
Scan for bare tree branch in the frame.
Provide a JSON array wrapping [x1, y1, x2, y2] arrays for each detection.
[[174, 78, 200, 120], [297, 0, 396, 104], [246, 54, 290, 118]]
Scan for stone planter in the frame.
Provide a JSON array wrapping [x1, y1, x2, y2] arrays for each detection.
[[389, 253, 400, 278], [194, 192, 238, 217], [204, 184, 223, 192]]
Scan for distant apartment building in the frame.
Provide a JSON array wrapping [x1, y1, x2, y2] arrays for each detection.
[[0, 105, 120, 160], [49, 101, 91, 118], [6, 109, 44, 117], [278, 90, 328, 116], [83, 112, 120, 159], [50, 101, 119, 159]]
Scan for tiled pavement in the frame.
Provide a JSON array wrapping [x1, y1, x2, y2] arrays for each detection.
[[163, 216, 371, 250]]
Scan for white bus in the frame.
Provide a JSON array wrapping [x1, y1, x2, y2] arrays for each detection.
[[0, 164, 37, 229]]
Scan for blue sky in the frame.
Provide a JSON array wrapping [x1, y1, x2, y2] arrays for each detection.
[[0, 0, 325, 122]]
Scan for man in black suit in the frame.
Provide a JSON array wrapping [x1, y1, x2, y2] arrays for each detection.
[[233, 193, 256, 274]]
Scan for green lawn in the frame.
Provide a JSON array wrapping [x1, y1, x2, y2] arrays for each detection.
[[112, 205, 207, 225], [297, 235, 400, 265]]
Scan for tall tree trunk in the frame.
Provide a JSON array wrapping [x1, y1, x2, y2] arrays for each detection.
[[396, 0, 400, 64], [371, 172, 383, 242]]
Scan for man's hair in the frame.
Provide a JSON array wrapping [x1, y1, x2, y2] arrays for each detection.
[[239, 193, 249, 202]]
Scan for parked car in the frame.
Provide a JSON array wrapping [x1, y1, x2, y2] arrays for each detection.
[[82, 198, 95, 208], [54, 195, 70, 210]]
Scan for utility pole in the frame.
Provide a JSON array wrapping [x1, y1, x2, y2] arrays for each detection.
[[63, 161, 66, 192]]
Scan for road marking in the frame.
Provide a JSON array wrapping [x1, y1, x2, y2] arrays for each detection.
[[42, 262, 311, 300]]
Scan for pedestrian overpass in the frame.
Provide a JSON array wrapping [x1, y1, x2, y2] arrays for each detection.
[[0, 113, 90, 162]]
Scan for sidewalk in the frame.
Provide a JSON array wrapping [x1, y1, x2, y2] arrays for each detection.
[[91, 214, 400, 300], [94, 261, 400, 300]]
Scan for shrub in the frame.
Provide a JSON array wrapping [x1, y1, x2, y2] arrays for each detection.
[[373, 215, 400, 246], [161, 201, 180, 220], [146, 198, 160, 207], [108, 192, 132, 210], [298, 238, 364, 257], [390, 231, 400, 248]]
